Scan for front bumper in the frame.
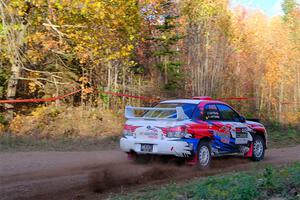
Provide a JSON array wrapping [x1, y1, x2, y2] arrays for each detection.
[[120, 137, 193, 157]]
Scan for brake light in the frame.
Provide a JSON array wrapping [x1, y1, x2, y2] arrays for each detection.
[[165, 126, 187, 138], [122, 125, 139, 137]]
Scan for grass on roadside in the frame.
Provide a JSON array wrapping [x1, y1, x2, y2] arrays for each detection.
[[0, 135, 120, 152], [268, 127, 300, 148], [111, 162, 300, 200]]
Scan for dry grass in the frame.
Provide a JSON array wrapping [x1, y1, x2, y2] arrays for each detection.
[[0, 105, 123, 151], [8, 105, 123, 139]]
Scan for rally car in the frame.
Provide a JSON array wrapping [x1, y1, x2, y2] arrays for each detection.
[[120, 96, 267, 168]]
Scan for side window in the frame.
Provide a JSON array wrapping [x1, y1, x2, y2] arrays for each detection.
[[216, 104, 240, 122], [204, 104, 221, 120]]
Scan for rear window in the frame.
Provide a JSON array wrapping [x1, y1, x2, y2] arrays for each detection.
[[143, 103, 197, 119]]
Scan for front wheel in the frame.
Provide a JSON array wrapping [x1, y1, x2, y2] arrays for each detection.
[[197, 141, 212, 169], [251, 135, 265, 161]]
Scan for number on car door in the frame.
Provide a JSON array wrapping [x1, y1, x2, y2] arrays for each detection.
[[216, 104, 250, 145]]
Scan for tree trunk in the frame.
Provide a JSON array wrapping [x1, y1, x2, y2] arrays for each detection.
[[107, 61, 112, 109], [0, 1, 26, 121], [4, 62, 21, 121]]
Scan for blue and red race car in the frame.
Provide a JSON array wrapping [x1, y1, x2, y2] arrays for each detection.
[[120, 96, 267, 169]]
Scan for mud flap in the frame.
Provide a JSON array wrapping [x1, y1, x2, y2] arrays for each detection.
[[185, 153, 197, 165], [244, 143, 253, 157], [127, 152, 136, 160]]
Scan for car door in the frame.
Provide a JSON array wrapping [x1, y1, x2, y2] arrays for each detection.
[[216, 104, 252, 146], [203, 103, 239, 153]]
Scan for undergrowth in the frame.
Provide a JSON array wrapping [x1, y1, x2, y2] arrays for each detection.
[[267, 125, 300, 148], [112, 162, 300, 200], [6, 105, 123, 138], [0, 105, 123, 151]]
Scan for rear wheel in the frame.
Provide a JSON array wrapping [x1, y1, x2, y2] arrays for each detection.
[[197, 141, 212, 169], [251, 135, 265, 161]]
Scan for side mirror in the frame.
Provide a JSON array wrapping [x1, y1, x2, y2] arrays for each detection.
[[239, 116, 246, 123]]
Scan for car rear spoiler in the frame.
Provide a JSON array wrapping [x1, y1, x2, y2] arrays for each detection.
[[125, 106, 189, 121]]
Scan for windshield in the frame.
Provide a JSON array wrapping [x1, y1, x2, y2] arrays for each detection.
[[142, 103, 197, 119]]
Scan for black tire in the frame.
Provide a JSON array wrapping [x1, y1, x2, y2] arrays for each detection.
[[197, 141, 212, 169], [251, 135, 265, 161]]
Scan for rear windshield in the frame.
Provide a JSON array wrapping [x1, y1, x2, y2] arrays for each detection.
[[143, 103, 197, 119]]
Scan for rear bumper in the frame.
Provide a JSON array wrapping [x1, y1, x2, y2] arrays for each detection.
[[120, 137, 193, 157]]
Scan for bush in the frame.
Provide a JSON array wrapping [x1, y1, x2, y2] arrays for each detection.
[[9, 105, 123, 139]]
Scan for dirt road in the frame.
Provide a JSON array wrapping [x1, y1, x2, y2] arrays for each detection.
[[1, 145, 300, 200]]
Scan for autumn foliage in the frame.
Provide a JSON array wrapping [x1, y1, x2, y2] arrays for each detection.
[[0, 0, 299, 129]]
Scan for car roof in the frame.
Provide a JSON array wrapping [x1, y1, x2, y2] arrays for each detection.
[[160, 99, 201, 104], [160, 99, 225, 105]]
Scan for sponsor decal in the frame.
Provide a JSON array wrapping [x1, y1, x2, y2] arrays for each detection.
[[140, 126, 159, 139], [213, 128, 231, 144]]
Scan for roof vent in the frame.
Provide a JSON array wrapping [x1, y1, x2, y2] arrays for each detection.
[[192, 96, 213, 100]]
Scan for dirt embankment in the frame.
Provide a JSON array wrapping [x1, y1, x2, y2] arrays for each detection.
[[1, 146, 300, 200]]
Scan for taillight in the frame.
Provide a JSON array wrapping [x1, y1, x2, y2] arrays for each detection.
[[122, 125, 139, 137], [165, 126, 187, 138]]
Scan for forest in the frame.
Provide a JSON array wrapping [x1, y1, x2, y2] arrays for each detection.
[[0, 0, 299, 138]]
